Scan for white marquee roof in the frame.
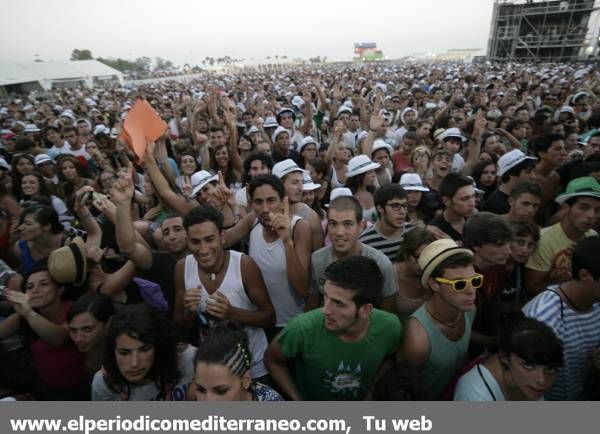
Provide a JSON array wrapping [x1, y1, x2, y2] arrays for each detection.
[[0, 60, 123, 87]]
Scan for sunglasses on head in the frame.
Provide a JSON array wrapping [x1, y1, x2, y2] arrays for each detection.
[[434, 274, 483, 292]]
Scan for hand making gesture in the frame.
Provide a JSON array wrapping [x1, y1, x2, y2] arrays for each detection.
[[269, 196, 292, 243], [110, 162, 135, 205]]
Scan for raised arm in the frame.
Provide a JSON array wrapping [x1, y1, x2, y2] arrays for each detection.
[[144, 141, 194, 216], [111, 162, 154, 270], [461, 111, 485, 176], [222, 99, 243, 173], [73, 186, 102, 247], [5, 290, 69, 348], [271, 199, 311, 299], [362, 113, 385, 157], [324, 121, 345, 166], [298, 91, 313, 136]]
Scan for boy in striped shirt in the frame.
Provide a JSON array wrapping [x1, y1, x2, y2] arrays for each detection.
[[523, 236, 600, 400]]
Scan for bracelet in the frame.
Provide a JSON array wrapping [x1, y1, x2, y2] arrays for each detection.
[[79, 214, 92, 219]]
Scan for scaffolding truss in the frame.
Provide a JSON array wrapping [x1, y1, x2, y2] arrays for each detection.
[[487, 0, 600, 62]]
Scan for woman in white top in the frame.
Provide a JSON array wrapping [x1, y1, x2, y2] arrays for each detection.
[[92, 304, 195, 401], [345, 155, 380, 223], [454, 311, 562, 401]]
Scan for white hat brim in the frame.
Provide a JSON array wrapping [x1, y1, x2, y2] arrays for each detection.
[[191, 174, 219, 197], [347, 162, 380, 178]]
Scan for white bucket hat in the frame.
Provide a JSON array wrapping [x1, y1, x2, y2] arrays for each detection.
[[273, 159, 303, 179], [346, 155, 380, 178], [399, 173, 429, 192], [190, 170, 218, 197], [302, 171, 321, 191]]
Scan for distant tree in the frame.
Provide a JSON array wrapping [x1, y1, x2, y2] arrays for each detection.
[[71, 49, 93, 60], [155, 57, 174, 71], [134, 57, 152, 73]]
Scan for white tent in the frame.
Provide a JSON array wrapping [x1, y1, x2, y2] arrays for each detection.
[[0, 60, 124, 92]]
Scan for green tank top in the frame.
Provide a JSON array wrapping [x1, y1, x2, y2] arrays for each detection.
[[411, 303, 475, 400]]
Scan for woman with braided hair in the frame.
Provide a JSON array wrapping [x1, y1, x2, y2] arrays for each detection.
[[192, 322, 283, 401]]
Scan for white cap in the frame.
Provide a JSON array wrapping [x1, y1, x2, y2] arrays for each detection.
[[371, 139, 392, 156], [24, 124, 40, 133], [299, 136, 318, 153], [336, 105, 352, 117], [558, 105, 575, 115], [263, 116, 278, 128], [326, 187, 353, 206], [273, 159, 303, 179], [399, 173, 429, 192], [302, 171, 321, 191], [497, 149, 537, 177], [346, 155, 380, 178], [190, 170, 218, 197], [93, 125, 110, 135], [271, 126, 289, 143], [34, 154, 54, 166], [60, 111, 76, 120], [440, 127, 467, 143], [291, 96, 304, 108]]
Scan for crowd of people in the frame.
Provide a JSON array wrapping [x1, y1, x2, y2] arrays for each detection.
[[0, 60, 600, 401]]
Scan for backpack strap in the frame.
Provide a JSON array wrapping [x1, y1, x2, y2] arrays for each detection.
[[477, 364, 497, 401]]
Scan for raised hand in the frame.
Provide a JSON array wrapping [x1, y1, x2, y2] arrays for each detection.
[[269, 196, 292, 243], [5, 290, 33, 317], [369, 113, 385, 131], [181, 175, 193, 198], [73, 185, 95, 216], [212, 170, 233, 206], [110, 162, 135, 205], [333, 120, 346, 137], [472, 109, 487, 139]]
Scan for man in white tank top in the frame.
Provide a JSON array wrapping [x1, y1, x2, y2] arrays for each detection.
[[224, 175, 313, 340], [173, 206, 275, 380]]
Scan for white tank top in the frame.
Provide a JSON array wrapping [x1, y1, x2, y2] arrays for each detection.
[[248, 216, 305, 326], [183, 250, 268, 378], [330, 164, 346, 188]]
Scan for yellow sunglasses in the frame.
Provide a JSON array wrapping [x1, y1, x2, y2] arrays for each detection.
[[434, 274, 483, 292]]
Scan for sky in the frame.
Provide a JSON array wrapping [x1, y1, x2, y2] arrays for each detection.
[[1, 0, 496, 65]]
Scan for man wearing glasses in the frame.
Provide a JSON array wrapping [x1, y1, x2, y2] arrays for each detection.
[[398, 238, 479, 400], [359, 184, 413, 263]]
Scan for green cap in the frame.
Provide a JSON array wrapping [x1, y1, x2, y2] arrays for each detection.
[[555, 176, 600, 205]]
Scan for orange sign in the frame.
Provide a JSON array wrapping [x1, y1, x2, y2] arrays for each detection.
[[119, 100, 167, 162]]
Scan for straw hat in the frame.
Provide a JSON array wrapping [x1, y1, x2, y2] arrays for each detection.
[[48, 237, 87, 287], [418, 239, 473, 288]]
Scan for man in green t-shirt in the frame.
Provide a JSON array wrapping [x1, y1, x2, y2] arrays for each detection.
[[264, 256, 402, 400]]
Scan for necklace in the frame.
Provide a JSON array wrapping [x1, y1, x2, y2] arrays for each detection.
[[426, 304, 462, 329], [558, 284, 587, 312], [205, 253, 227, 281]]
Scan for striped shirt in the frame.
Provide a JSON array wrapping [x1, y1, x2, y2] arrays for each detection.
[[359, 223, 415, 263], [522, 286, 600, 400]]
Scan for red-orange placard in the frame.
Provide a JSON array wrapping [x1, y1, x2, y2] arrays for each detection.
[[119, 100, 167, 162]]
